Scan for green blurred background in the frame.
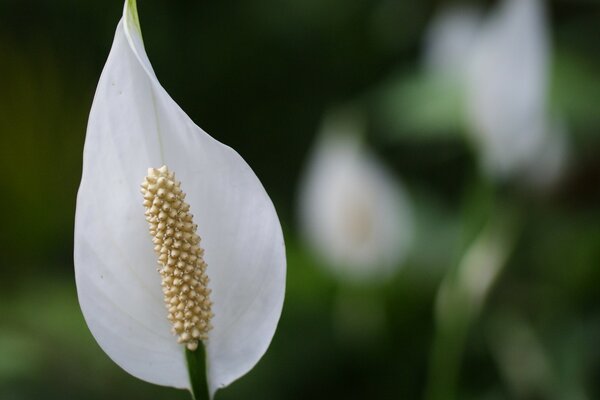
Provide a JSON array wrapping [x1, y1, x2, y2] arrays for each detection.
[[1, 0, 599, 399]]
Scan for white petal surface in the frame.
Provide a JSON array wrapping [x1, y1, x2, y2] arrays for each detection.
[[298, 113, 412, 282], [521, 118, 569, 189], [424, 5, 482, 77], [75, 1, 285, 396], [465, 0, 550, 179]]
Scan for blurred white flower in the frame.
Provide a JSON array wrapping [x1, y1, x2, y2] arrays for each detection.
[[423, 0, 568, 187], [74, 1, 285, 397], [423, 5, 481, 79], [464, 0, 567, 185], [298, 111, 413, 283]]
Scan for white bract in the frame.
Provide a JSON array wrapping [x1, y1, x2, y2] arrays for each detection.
[[298, 111, 413, 283], [74, 0, 285, 397], [423, 0, 567, 186], [423, 5, 481, 79], [464, 0, 567, 184]]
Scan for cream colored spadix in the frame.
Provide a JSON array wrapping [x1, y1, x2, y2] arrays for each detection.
[[141, 166, 213, 352], [74, 0, 285, 397]]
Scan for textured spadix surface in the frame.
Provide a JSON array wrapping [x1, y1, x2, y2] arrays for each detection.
[[74, 0, 285, 395]]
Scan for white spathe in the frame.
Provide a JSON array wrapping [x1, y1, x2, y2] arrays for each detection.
[[464, 0, 567, 183], [423, 4, 482, 78], [423, 0, 568, 186], [298, 112, 413, 283], [74, 1, 285, 397]]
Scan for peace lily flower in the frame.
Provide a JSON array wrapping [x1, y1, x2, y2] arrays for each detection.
[[423, 4, 481, 79], [422, 0, 567, 187], [297, 110, 413, 283], [74, 1, 285, 398], [464, 0, 568, 185]]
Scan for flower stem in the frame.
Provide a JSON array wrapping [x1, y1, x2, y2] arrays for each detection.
[[425, 205, 518, 400], [186, 344, 210, 400], [125, 0, 142, 36]]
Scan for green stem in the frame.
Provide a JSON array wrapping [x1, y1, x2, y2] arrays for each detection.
[[425, 207, 518, 400], [186, 343, 210, 400], [125, 0, 143, 36]]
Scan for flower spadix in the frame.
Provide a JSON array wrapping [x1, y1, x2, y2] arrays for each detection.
[[141, 166, 213, 351], [74, 0, 285, 397]]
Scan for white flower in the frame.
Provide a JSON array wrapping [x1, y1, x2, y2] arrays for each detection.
[[297, 110, 413, 283], [422, 0, 568, 186], [464, 0, 567, 184], [423, 5, 482, 79], [74, 0, 286, 397]]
